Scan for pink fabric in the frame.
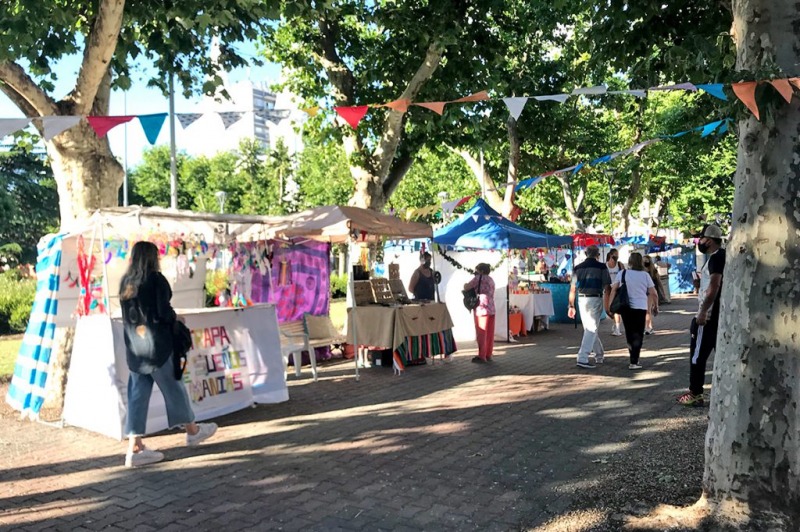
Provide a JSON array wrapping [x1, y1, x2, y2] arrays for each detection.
[[474, 314, 496, 360], [465, 274, 496, 316]]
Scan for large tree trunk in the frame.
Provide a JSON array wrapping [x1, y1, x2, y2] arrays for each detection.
[[47, 122, 125, 228], [703, 0, 800, 526]]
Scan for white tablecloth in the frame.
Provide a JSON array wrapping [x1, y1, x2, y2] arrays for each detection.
[[509, 292, 555, 331]]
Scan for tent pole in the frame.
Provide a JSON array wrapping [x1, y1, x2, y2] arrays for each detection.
[[506, 256, 510, 343], [572, 242, 578, 329], [348, 240, 360, 381], [431, 241, 440, 303], [99, 220, 111, 314]]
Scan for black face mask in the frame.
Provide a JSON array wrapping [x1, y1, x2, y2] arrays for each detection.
[[644, 262, 651, 267], [698, 242, 710, 254]]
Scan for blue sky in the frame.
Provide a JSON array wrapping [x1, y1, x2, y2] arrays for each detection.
[[0, 43, 280, 168]]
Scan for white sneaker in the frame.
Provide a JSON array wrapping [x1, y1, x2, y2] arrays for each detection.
[[186, 422, 218, 447], [645, 328, 654, 335], [628, 363, 643, 370], [611, 328, 622, 336], [125, 448, 164, 468]]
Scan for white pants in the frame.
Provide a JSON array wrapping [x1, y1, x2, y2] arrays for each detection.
[[577, 296, 605, 363]]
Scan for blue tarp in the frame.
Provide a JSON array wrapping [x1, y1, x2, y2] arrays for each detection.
[[433, 199, 572, 249]]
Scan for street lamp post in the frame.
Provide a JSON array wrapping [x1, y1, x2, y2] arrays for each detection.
[[604, 168, 616, 237]]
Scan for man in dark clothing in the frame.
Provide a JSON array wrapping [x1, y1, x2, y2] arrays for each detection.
[[678, 224, 726, 406], [568, 245, 612, 369]]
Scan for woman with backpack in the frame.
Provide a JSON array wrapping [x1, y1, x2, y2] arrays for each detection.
[[463, 263, 496, 363], [119, 241, 217, 467]]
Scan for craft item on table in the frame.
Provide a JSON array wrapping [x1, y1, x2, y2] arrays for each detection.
[[75, 235, 97, 317], [389, 279, 409, 303], [353, 280, 376, 305], [370, 278, 395, 304], [388, 263, 400, 280], [509, 267, 520, 291]]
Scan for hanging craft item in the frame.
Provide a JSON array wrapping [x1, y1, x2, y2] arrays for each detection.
[[437, 248, 506, 275], [75, 235, 97, 316], [278, 259, 291, 286]]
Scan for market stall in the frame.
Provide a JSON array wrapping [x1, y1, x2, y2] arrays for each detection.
[[271, 205, 452, 376], [7, 207, 290, 437]]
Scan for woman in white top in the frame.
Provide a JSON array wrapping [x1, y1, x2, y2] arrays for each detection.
[[607, 252, 659, 370], [605, 248, 624, 336]]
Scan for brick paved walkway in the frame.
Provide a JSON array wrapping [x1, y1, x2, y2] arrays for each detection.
[[0, 296, 701, 531]]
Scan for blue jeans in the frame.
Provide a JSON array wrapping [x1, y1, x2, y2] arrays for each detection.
[[125, 354, 195, 436]]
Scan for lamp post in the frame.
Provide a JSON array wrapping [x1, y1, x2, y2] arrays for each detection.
[[603, 168, 616, 237]]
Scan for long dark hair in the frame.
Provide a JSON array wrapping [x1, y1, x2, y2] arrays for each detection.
[[120, 241, 160, 300]]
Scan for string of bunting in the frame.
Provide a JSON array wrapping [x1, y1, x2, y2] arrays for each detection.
[[438, 248, 506, 275]]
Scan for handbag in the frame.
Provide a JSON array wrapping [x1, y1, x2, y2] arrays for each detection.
[[462, 275, 482, 311], [609, 270, 630, 314], [172, 320, 193, 379]]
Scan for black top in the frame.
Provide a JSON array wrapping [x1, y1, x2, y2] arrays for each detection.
[[706, 248, 726, 323], [120, 271, 177, 374], [412, 268, 436, 300], [572, 258, 612, 296]]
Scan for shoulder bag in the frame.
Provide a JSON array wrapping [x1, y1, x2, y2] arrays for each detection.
[[609, 270, 630, 314], [462, 275, 482, 311]]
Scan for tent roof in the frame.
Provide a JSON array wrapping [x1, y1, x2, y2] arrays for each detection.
[[572, 233, 615, 247], [275, 205, 433, 243], [433, 199, 571, 249]]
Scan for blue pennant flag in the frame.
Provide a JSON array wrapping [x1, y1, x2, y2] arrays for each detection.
[[589, 154, 612, 166], [572, 162, 585, 175], [138, 113, 168, 144], [697, 84, 727, 101], [717, 120, 730, 135], [701, 120, 724, 137]]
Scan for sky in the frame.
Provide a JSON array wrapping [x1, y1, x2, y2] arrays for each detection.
[[0, 42, 281, 168]]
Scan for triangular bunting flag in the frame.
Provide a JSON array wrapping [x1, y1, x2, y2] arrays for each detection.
[[452, 90, 490, 103], [0, 118, 31, 139], [382, 99, 411, 113], [86, 115, 134, 138], [789, 78, 800, 91], [589, 154, 612, 166], [333, 105, 369, 129], [608, 90, 647, 98], [302, 106, 320, 117], [534, 94, 570, 103], [255, 108, 291, 121], [41, 116, 81, 141], [571, 162, 585, 174], [696, 83, 727, 101], [441, 199, 461, 214], [137, 113, 168, 144], [413, 102, 447, 115], [651, 82, 698, 91], [731, 82, 760, 120], [177, 113, 203, 129], [502, 97, 528, 120], [769, 79, 794, 103], [717, 120, 730, 135], [700, 120, 723, 137], [554, 165, 577, 174], [472, 215, 480, 222], [572, 85, 607, 96], [219, 112, 245, 129]]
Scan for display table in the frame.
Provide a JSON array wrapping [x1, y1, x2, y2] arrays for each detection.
[[63, 304, 288, 440], [509, 292, 555, 331], [347, 302, 457, 371], [540, 282, 573, 323]]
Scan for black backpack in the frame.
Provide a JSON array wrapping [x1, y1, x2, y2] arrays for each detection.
[[172, 320, 193, 379]]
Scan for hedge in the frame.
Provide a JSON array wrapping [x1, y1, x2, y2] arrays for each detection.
[[0, 270, 36, 334]]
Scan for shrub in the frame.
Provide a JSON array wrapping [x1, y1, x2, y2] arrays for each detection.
[[330, 273, 348, 299], [0, 270, 36, 334]]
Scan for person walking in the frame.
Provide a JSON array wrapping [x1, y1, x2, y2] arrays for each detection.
[[408, 251, 436, 301], [120, 241, 217, 467], [463, 263, 496, 363], [607, 252, 659, 370], [642, 255, 665, 335], [568, 245, 612, 369], [678, 224, 726, 406], [605, 248, 625, 336]]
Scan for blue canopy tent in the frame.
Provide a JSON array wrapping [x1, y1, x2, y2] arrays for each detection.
[[434, 199, 572, 248], [433, 199, 572, 340]]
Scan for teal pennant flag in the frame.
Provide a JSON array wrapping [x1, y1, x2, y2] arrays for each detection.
[[138, 113, 168, 144]]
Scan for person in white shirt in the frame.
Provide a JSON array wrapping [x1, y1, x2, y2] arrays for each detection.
[[605, 248, 624, 336], [606, 252, 659, 370]]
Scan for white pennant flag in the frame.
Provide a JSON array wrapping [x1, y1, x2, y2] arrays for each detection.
[[472, 215, 480, 222], [177, 113, 203, 129], [502, 97, 528, 120], [608, 89, 647, 98], [534, 94, 570, 104], [0, 118, 31, 139], [219, 112, 245, 129], [42, 116, 82, 141], [572, 85, 607, 96]]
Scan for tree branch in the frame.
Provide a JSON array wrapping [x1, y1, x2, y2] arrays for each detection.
[[373, 42, 445, 181], [65, 0, 126, 115], [503, 115, 520, 208], [381, 150, 417, 199], [448, 145, 503, 207], [0, 62, 59, 116]]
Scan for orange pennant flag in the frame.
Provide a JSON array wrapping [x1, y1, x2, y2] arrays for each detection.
[[413, 102, 447, 115], [382, 98, 411, 113], [334, 105, 369, 129], [452, 90, 490, 103], [302, 106, 320, 117], [732, 82, 760, 120], [770, 79, 795, 102]]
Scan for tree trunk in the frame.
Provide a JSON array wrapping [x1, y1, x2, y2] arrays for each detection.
[[703, 0, 800, 525], [46, 122, 125, 228], [348, 165, 386, 211]]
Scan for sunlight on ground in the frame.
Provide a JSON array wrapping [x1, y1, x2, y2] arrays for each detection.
[[531, 508, 607, 531], [582, 441, 632, 455], [1, 497, 107, 525]]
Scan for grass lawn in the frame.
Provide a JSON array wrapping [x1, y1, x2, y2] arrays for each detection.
[[0, 336, 21, 379], [329, 298, 347, 332]]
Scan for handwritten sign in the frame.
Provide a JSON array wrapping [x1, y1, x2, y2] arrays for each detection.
[[184, 325, 252, 404]]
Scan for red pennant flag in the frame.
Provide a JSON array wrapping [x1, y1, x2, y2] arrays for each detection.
[[414, 102, 447, 115], [455, 195, 472, 209], [86, 115, 135, 137], [333, 105, 369, 129], [452, 90, 490, 103], [731, 82, 760, 120], [382, 99, 411, 113], [769, 79, 794, 103]]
